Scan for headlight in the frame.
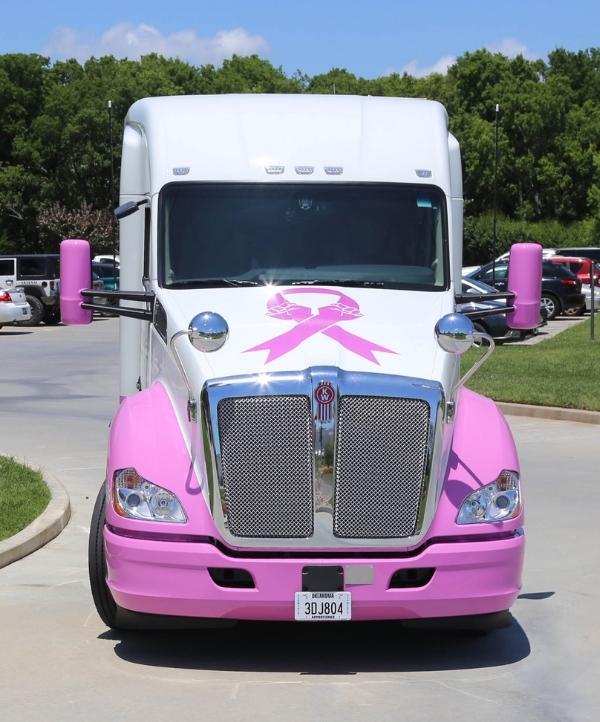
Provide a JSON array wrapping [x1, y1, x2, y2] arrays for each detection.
[[113, 468, 187, 523], [456, 470, 521, 525]]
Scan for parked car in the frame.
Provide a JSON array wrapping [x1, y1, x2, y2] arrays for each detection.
[[92, 262, 120, 291], [91, 273, 105, 303], [581, 284, 600, 312], [0, 254, 60, 325], [549, 256, 600, 286], [459, 277, 546, 340], [467, 260, 585, 320], [93, 254, 120, 266], [462, 247, 557, 277], [555, 247, 600, 263], [0, 286, 32, 328]]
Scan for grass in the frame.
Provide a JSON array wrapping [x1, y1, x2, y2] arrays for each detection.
[[0, 456, 51, 541], [462, 317, 600, 411]]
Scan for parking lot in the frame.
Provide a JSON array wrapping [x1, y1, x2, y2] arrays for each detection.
[[0, 318, 598, 722]]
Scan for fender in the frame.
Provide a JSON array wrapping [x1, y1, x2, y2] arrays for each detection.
[[104, 381, 219, 537], [425, 387, 523, 540]]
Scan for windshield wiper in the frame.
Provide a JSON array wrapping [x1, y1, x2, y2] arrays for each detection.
[[289, 279, 387, 288], [167, 278, 261, 289]]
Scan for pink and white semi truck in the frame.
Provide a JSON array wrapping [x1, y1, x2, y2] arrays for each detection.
[[60, 95, 542, 630]]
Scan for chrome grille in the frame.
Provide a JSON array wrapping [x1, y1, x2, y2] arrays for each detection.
[[217, 395, 314, 537], [333, 396, 430, 538]]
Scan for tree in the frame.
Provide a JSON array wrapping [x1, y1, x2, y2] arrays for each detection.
[[38, 202, 116, 253]]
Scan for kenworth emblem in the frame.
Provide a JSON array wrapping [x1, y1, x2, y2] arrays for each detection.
[[315, 381, 335, 421]]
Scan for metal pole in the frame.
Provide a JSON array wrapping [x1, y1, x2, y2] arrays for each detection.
[[492, 103, 499, 287], [590, 259, 595, 340], [108, 100, 117, 282]]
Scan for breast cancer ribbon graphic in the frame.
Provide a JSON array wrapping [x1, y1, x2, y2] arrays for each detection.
[[245, 287, 398, 364]]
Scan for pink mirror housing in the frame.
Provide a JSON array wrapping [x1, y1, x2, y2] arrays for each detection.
[[506, 242, 543, 329], [60, 239, 92, 325]]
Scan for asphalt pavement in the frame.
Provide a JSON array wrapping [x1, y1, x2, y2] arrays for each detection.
[[0, 318, 598, 722]]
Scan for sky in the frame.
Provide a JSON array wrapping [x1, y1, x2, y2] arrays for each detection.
[[0, 0, 598, 78]]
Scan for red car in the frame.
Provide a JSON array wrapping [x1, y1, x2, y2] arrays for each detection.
[[550, 256, 600, 286]]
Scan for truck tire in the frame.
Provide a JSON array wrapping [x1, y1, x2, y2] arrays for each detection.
[[89, 485, 120, 629], [88, 485, 234, 631], [18, 295, 45, 326]]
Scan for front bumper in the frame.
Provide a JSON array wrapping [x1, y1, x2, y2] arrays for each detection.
[[105, 527, 525, 621]]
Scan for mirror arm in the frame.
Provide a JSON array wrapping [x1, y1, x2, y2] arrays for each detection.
[[80, 302, 153, 321], [81, 289, 154, 303], [80, 288, 154, 321], [462, 305, 516, 319], [455, 292, 515, 304], [169, 330, 197, 422], [454, 332, 495, 399]]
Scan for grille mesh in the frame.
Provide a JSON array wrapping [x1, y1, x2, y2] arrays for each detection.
[[217, 396, 314, 537], [333, 396, 430, 538]]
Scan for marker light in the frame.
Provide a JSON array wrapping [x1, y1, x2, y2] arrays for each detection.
[[113, 468, 187, 523], [456, 470, 521, 524]]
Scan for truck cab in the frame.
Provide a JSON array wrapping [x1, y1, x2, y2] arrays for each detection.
[[61, 95, 541, 629]]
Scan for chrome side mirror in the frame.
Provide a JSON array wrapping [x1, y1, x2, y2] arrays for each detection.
[[435, 312, 495, 419], [435, 313, 475, 355], [188, 312, 229, 352], [170, 312, 229, 423]]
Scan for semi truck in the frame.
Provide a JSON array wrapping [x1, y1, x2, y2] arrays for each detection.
[[60, 95, 542, 630]]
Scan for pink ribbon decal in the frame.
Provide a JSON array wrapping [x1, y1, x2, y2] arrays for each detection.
[[245, 287, 398, 364]]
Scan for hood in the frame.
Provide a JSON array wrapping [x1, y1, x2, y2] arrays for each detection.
[[160, 285, 456, 392]]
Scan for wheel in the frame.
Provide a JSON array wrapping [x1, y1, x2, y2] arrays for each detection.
[[540, 293, 560, 320], [44, 310, 61, 325], [88, 485, 234, 632], [17, 295, 44, 326], [89, 485, 120, 629]]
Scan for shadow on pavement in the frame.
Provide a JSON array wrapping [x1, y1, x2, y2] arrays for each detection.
[[0, 330, 33, 336], [518, 591, 555, 600], [104, 616, 530, 674]]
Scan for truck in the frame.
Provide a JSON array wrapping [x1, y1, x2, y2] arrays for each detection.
[[60, 95, 542, 631]]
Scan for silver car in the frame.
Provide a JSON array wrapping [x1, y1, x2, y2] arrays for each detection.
[[0, 286, 32, 328]]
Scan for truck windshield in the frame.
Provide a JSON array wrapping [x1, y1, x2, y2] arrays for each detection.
[[159, 183, 448, 290]]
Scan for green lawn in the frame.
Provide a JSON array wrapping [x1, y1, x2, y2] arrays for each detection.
[[462, 318, 600, 411], [0, 456, 51, 541]]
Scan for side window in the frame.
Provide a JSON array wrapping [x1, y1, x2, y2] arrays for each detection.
[[569, 262, 582, 274], [18, 258, 46, 277], [481, 264, 508, 281], [0, 259, 15, 275]]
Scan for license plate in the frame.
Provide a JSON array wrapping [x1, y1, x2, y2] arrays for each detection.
[[295, 591, 351, 621], [21, 307, 28, 315]]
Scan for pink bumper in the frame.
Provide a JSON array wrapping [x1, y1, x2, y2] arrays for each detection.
[[105, 528, 525, 621]]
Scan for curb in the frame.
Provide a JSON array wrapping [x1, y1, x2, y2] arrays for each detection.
[[498, 401, 600, 425], [0, 473, 71, 569]]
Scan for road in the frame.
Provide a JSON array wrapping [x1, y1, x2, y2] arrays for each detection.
[[0, 319, 598, 722]]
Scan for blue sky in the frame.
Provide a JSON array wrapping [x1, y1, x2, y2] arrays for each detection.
[[1, 0, 598, 77]]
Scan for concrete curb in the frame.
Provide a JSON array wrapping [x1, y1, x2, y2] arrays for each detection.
[[498, 401, 600, 425], [0, 473, 71, 569]]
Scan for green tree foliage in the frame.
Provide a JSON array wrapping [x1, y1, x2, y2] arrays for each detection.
[[0, 48, 599, 259]]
